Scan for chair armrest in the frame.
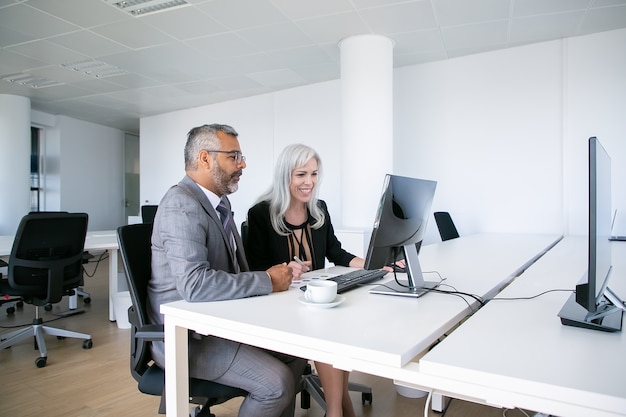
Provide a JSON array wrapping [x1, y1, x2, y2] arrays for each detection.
[[136, 324, 164, 341]]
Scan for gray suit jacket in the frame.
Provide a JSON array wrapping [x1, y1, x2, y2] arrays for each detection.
[[148, 175, 273, 378]]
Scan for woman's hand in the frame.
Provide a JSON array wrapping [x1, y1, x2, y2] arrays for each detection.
[[288, 259, 312, 280]]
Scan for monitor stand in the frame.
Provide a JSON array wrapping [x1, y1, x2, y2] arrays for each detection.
[[558, 288, 625, 332], [369, 243, 439, 298]]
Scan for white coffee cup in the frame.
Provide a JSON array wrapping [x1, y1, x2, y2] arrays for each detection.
[[304, 280, 337, 303]]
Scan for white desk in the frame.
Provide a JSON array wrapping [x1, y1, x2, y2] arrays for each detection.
[[408, 237, 626, 417], [161, 233, 560, 417], [0, 230, 122, 322]]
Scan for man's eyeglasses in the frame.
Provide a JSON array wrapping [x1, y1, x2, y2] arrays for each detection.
[[204, 150, 246, 164]]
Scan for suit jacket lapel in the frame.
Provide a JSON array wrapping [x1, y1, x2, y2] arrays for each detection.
[[179, 176, 245, 272]]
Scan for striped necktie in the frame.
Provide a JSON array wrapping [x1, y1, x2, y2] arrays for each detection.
[[216, 199, 239, 272]]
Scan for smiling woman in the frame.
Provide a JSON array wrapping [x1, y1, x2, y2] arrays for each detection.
[[245, 143, 367, 417]]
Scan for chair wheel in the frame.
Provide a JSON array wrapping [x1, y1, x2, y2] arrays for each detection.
[[83, 339, 93, 349], [17, 301, 24, 308], [362, 392, 372, 404], [44, 304, 52, 311], [6, 306, 15, 315], [83, 297, 91, 304], [35, 357, 47, 368]]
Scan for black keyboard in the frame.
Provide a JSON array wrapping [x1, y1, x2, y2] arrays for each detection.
[[327, 269, 388, 293]]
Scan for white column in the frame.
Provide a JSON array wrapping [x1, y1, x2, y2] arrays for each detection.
[[0, 94, 31, 235], [339, 35, 394, 230]]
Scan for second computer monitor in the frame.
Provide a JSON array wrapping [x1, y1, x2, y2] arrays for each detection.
[[365, 174, 438, 297]]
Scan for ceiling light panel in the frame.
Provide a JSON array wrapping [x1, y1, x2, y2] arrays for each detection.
[[103, 0, 190, 16], [61, 59, 128, 78], [0, 72, 62, 89]]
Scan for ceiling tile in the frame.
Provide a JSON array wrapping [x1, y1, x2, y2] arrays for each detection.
[[185, 33, 258, 58], [237, 22, 314, 51], [359, 1, 438, 33], [435, 0, 511, 27], [511, 11, 586, 44], [90, 19, 175, 49], [442, 20, 509, 51], [105, 73, 162, 89], [513, 0, 591, 17], [196, 0, 288, 30], [270, 0, 354, 19], [7, 40, 90, 65], [246, 68, 306, 87], [140, 6, 228, 40], [0, 3, 80, 39], [295, 11, 370, 43], [392, 29, 446, 55], [0, 24, 32, 47], [26, 0, 128, 28], [0, 49, 47, 72], [48, 30, 131, 58], [580, 5, 626, 34]]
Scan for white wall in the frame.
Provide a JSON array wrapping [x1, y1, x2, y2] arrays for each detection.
[[140, 28, 626, 244], [36, 114, 125, 231], [395, 40, 564, 243], [141, 81, 344, 230], [564, 29, 626, 236]]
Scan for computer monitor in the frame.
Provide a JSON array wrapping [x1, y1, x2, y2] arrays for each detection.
[[365, 174, 439, 298], [558, 137, 625, 332]]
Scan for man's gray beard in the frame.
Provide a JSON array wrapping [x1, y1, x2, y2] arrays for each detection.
[[212, 165, 239, 195]]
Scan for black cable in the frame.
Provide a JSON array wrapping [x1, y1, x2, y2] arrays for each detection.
[[489, 289, 573, 301], [82, 251, 108, 277], [0, 314, 69, 329]]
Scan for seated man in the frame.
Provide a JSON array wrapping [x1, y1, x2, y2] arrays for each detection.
[[148, 124, 307, 417]]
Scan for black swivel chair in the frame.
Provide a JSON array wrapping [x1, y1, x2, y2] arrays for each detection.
[[0, 212, 93, 368], [117, 223, 246, 416], [239, 221, 373, 411], [141, 205, 158, 224], [433, 211, 460, 241]]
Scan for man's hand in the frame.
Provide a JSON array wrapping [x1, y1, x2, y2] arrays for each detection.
[[267, 263, 293, 292]]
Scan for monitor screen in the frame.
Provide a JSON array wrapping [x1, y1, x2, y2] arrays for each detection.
[[365, 174, 439, 298], [558, 137, 624, 332], [581, 136, 613, 312]]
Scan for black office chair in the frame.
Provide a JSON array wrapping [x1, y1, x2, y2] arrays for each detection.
[[0, 212, 93, 368], [27, 211, 92, 308], [434, 211, 460, 241], [240, 221, 373, 411], [141, 205, 158, 224], [117, 223, 246, 416]]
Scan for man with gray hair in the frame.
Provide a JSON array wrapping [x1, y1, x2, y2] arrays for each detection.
[[148, 123, 306, 416]]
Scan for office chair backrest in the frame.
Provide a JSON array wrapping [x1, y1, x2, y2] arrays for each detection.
[[117, 223, 155, 383], [9, 212, 88, 306], [141, 205, 158, 224], [240, 220, 249, 248], [117, 223, 246, 413], [433, 211, 460, 241]]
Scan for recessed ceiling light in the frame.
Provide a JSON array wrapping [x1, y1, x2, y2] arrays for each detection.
[[103, 0, 190, 16], [0, 72, 62, 88], [61, 59, 128, 78]]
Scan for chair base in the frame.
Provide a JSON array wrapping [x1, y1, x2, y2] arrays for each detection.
[[0, 319, 92, 367], [69, 288, 91, 309]]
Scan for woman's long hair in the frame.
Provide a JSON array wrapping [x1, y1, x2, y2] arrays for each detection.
[[255, 144, 325, 235]]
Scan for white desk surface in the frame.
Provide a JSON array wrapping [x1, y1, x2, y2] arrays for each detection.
[[161, 233, 560, 417], [413, 236, 626, 417], [1, 230, 122, 322]]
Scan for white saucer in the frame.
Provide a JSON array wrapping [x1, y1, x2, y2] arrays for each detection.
[[298, 294, 346, 309]]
